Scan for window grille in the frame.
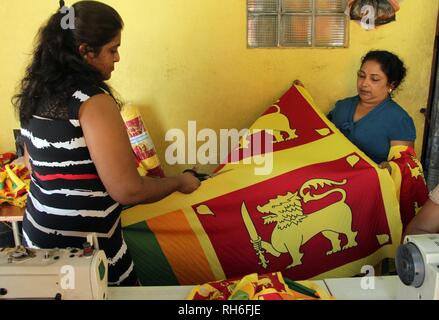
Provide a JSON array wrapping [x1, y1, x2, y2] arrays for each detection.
[[248, 0, 349, 48]]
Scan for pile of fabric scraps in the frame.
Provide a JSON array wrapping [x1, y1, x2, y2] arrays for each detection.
[[0, 152, 30, 208], [186, 272, 333, 300]]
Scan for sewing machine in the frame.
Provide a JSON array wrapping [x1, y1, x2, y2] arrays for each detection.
[[395, 234, 439, 300], [0, 245, 108, 300], [2, 234, 439, 300]]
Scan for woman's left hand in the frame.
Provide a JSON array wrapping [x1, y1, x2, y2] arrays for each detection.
[[379, 161, 392, 174]]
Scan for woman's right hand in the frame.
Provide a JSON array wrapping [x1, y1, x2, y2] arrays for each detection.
[[177, 172, 201, 194]]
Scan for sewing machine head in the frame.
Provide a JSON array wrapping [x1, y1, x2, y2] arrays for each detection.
[[396, 234, 439, 300], [0, 245, 108, 300]]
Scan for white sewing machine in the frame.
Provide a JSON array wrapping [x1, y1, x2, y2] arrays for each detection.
[[2, 234, 438, 300], [395, 234, 439, 300], [0, 245, 108, 300]]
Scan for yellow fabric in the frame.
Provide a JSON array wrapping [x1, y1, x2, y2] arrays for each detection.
[[122, 85, 402, 282], [121, 104, 164, 177], [0, 158, 30, 208], [186, 272, 333, 300]]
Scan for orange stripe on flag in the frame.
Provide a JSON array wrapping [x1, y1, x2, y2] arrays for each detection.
[[148, 210, 215, 284]]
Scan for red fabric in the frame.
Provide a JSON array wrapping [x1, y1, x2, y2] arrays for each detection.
[[195, 153, 391, 280], [389, 147, 429, 229], [216, 87, 334, 172]]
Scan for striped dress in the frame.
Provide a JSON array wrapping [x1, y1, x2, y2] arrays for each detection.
[[21, 86, 137, 286]]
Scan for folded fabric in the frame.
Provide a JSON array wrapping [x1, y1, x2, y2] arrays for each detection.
[[0, 154, 30, 208], [0, 152, 15, 167], [186, 272, 333, 300], [387, 146, 429, 230]]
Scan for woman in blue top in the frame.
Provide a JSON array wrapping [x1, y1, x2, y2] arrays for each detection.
[[327, 50, 416, 166]]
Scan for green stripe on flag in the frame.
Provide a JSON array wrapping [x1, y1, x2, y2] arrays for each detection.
[[123, 221, 179, 285]]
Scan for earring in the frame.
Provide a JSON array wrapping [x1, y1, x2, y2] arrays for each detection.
[[388, 88, 393, 94]]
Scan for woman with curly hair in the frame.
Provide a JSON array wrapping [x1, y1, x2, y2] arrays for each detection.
[[13, 1, 200, 286]]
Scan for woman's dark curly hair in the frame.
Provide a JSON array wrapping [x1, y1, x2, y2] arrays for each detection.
[[361, 50, 407, 90], [12, 1, 124, 124]]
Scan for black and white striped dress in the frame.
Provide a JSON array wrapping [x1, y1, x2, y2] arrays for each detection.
[[21, 86, 137, 286]]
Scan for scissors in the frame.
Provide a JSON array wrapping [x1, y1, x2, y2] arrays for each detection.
[[183, 168, 234, 181]]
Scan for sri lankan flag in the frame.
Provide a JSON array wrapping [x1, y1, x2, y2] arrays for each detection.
[[387, 146, 429, 230], [121, 84, 425, 286]]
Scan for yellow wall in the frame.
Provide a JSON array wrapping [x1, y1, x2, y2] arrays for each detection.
[[1, 0, 438, 175]]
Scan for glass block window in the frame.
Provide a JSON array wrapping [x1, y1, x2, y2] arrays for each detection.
[[248, 0, 349, 48]]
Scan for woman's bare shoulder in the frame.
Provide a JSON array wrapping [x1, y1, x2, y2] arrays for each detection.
[[79, 93, 119, 117]]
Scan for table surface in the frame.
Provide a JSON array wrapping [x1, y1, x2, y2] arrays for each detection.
[[324, 276, 398, 300], [0, 205, 25, 222], [108, 285, 195, 300], [108, 276, 399, 300]]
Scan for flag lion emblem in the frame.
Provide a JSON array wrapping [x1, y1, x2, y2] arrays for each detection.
[[246, 178, 358, 269]]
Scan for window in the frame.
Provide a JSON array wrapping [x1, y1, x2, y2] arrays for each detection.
[[247, 0, 349, 48]]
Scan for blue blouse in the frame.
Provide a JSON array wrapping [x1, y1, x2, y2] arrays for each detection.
[[327, 96, 416, 164]]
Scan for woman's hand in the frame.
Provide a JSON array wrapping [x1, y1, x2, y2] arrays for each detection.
[[379, 161, 392, 174], [177, 172, 201, 194]]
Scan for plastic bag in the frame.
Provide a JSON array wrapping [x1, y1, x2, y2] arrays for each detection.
[[121, 105, 165, 178], [348, 0, 400, 30]]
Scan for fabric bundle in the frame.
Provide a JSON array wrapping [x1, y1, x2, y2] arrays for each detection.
[[0, 153, 30, 208], [187, 272, 332, 300], [121, 104, 165, 177]]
